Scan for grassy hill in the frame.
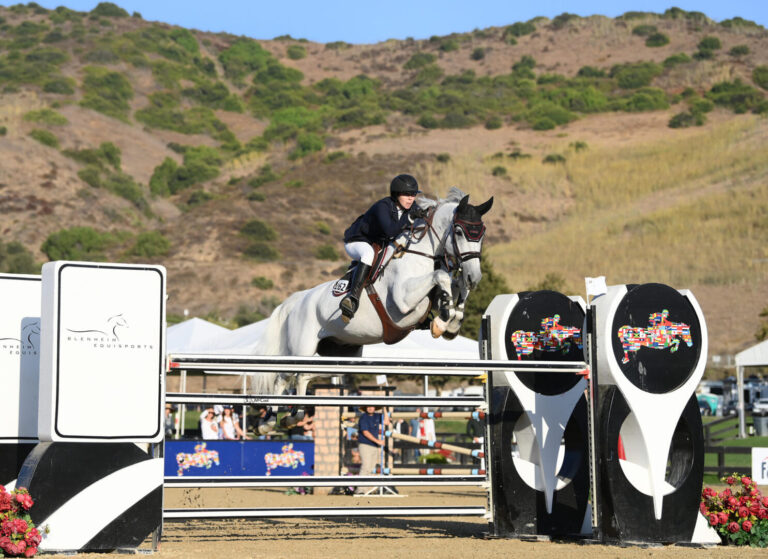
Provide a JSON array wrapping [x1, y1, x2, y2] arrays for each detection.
[[1, 3, 767, 357]]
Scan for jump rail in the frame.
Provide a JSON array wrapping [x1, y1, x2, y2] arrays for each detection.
[[164, 475, 487, 487], [166, 393, 485, 408], [164, 506, 489, 520], [385, 430, 484, 458]]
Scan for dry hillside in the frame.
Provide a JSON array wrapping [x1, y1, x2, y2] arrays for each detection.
[[0, 3, 767, 358]]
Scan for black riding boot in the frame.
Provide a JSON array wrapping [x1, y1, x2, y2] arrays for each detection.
[[340, 263, 371, 323]]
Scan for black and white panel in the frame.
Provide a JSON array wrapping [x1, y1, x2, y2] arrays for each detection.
[[38, 261, 166, 443], [16, 443, 162, 551], [593, 283, 716, 544], [484, 291, 590, 537], [0, 274, 41, 489]]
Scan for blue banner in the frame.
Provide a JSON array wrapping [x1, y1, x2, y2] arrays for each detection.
[[166, 440, 314, 477]]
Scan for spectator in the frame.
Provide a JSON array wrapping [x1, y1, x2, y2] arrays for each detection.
[[200, 408, 219, 440], [220, 406, 247, 440], [356, 405, 391, 487], [289, 406, 315, 440], [164, 404, 175, 438]]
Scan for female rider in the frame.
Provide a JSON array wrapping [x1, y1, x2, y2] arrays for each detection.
[[340, 174, 428, 322]]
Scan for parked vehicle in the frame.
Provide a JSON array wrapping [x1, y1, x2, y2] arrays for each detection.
[[752, 398, 768, 414]]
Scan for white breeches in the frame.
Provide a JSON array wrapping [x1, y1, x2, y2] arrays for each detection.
[[345, 242, 375, 266]]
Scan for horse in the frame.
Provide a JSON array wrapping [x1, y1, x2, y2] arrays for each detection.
[[66, 313, 129, 341], [617, 309, 692, 364], [251, 188, 493, 417]]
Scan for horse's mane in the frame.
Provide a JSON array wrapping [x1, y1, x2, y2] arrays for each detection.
[[417, 186, 466, 209]]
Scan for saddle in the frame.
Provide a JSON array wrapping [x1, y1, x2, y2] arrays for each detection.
[[330, 243, 431, 345]]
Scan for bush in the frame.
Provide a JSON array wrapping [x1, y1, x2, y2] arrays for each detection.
[[491, 166, 507, 176], [622, 87, 669, 112], [0, 126, 6, 136], [186, 189, 213, 206], [43, 78, 76, 94], [28, 128, 59, 148], [532, 117, 556, 130], [315, 244, 339, 261], [611, 61, 662, 89], [440, 39, 459, 51], [551, 13, 578, 30], [41, 227, 115, 261], [404, 52, 436, 70], [289, 132, 324, 159], [149, 157, 178, 196], [325, 41, 351, 50], [753, 66, 768, 91], [694, 49, 715, 61], [527, 101, 575, 127], [707, 79, 765, 113], [241, 219, 277, 241], [663, 53, 691, 68], [243, 241, 280, 261], [485, 116, 502, 129], [286, 45, 306, 60], [668, 111, 705, 128], [439, 112, 474, 128], [99, 141, 121, 169], [129, 231, 171, 258], [103, 172, 150, 213], [323, 151, 347, 163], [470, 48, 486, 61], [218, 38, 272, 80], [79, 66, 133, 121], [247, 191, 265, 202], [285, 179, 303, 188], [23, 108, 68, 125], [418, 114, 438, 129], [90, 2, 129, 17], [632, 24, 657, 37], [0, 241, 39, 274], [528, 272, 566, 291], [503, 21, 536, 38], [78, 166, 102, 188], [570, 140, 588, 151], [645, 33, 669, 47], [577, 66, 606, 78], [689, 97, 714, 114], [251, 276, 274, 290], [316, 221, 331, 235], [700, 474, 768, 547], [720, 17, 762, 29], [543, 154, 566, 164], [729, 45, 750, 57], [436, 153, 451, 162], [698, 36, 722, 51], [249, 165, 279, 188]]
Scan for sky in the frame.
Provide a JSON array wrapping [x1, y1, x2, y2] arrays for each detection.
[[1, 0, 766, 44]]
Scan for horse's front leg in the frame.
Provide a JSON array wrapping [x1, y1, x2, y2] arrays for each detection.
[[391, 270, 454, 336], [442, 282, 470, 340]]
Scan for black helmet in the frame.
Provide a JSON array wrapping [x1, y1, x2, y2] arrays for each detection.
[[390, 174, 421, 197]]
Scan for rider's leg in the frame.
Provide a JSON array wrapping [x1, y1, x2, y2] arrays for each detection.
[[340, 242, 374, 322]]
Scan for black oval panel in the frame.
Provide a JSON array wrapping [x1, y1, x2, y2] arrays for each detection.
[[503, 290, 585, 395], [610, 283, 702, 394]]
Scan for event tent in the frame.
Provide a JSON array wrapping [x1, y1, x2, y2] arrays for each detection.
[[735, 339, 768, 437], [166, 317, 230, 353]]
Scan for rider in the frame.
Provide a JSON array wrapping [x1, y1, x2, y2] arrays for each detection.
[[340, 174, 429, 322]]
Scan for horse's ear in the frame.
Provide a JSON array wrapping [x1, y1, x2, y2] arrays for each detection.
[[475, 197, 494, 216], [458, 195, 469, 211]]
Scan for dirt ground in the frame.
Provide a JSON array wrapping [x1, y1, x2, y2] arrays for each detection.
[[50, 486, 766, 558]]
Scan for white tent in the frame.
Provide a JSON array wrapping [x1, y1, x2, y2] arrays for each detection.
[[166, 317, 231, 353], [204, 319, 269, 354], [735, 339, 768, 437]]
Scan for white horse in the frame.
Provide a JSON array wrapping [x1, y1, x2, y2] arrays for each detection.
[[251, 188, 492, 409]]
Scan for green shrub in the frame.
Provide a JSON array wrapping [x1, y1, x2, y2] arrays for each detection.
[[645, 33, 669, 47], [218, 38, 272, 80], [99, 142, 121, 169], [543, 153, 566, 164], [186, 189, 213, 206], [532, 117, 556, 130], [78, 166, 102, 188], [694, 49, 715, 60], [42, 78, 76, 94], [0, 241, 39, 274], [620, 11, 656, 20], [753, 66, 768, 91], [43, 30, 66, 43], [491, 166, 507, 176], [551, 13, 578, 30], [503, 21, 536, 39], [439, 112, 474, 128], [149, 157, 178, 196], [698, 36, 722, 51], [577, 66, 606, 78], [418, 114, 439, 129], [285, 179, 303, 188], [720, 17, 762, 29], [28, 128, 59, 148], [249, 165, 279, 188], [611, 61, 662, 89], [79, 66, 133, 121], [632, 24, 657, 36], [169, 28, 198, 53], [404, 52, 436, 70], [570, 140, 588, 151], [707, 79, 765, 113], [668, 111, 704, 128], [90, 2, 129, 17], [0, 126, 6, 136], [251, 276, 274, 289], [247, 191, 266, 202], [527, 100, 575, 127], [316, 221, 331, 235], [622, 87, 669, 112], [689, 97, 714, 114], [103, 172, 150, 213], [436, 153, 451, 162], [41, 227, 115, 261], [241, 219, 277, 241], [315, 244, 339, 261], [323, 151, 347, 163], [23, 108, 68, 125], [470, 47, 485, 61], [485, 116, 502, 129], [286, 45, 306, 60], [289, 132, 324, 159], [728, 45, 750, 57], [245, 136, 269, 152], [440, 39, 459, 51], [83, 48, 119, 64], [663, 53, 691, 68], [129, 231, 171, 258], [325, 41, 351, 50], [528, 272, 567, 292], [244, 241, 280, 261]]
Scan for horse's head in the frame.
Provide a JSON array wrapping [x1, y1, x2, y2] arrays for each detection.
[[450, 194, 493, 290]]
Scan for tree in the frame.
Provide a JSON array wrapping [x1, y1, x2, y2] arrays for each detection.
[[460, 253, 511, 340], [0, 241, 39, 274]]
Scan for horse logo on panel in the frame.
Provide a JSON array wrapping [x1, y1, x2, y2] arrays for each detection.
[[510, 314, 583, 360], [617, 309, 692, 364], [176, 443, 220, 476], [67, 313, 129, 341], [264, 443, 305, 476]]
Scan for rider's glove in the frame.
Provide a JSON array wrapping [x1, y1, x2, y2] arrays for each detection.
[[409, 206, 428, 220]]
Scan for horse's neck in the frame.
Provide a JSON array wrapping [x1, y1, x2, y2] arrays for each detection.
[[415, 204, 454, 255]]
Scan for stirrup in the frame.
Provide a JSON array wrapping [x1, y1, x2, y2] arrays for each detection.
[[340, 295, 358, 323]]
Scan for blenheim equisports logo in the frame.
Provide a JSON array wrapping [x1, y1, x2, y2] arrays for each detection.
[[0, 320, 40, 356], [510, 314, 582, 360], [65, 313, 154, 351], [617, 309, 692, 364]]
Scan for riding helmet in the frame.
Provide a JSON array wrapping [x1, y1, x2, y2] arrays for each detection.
[[390, 174, 421, 197]]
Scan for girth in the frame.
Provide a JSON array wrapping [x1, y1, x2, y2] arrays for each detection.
[[365, 284, 431, 345]]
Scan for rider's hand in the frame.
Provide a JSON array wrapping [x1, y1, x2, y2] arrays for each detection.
[[410, 206, 428, 220]]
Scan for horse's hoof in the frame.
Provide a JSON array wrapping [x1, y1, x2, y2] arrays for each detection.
[[431, 319, 446, 338], [442, 330, 458, 340]]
